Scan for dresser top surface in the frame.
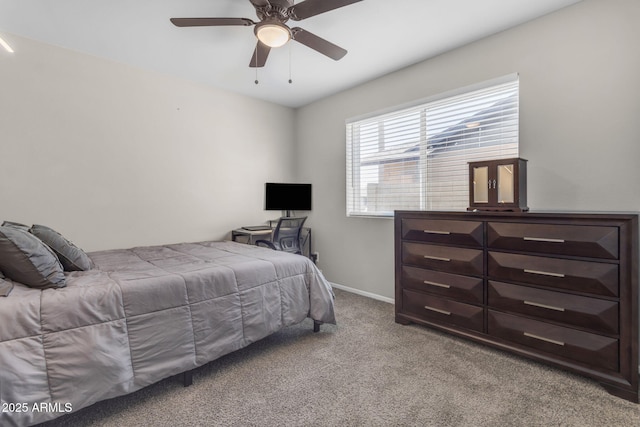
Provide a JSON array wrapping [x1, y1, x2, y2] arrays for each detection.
[[395, 210, 639, 221]]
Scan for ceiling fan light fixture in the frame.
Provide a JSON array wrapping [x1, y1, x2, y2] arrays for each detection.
[[256, 23, 291, 48]]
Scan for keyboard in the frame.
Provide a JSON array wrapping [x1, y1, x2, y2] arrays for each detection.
[[242, 225, 272, 231]]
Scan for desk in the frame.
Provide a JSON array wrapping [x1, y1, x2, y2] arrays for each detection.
[[231, 227, 312, 259]]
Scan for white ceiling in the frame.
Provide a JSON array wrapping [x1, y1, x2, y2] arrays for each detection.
[[0, 0, 582, 108]]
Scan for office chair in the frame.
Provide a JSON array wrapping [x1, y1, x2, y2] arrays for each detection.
[[256, 216, 307, 255]]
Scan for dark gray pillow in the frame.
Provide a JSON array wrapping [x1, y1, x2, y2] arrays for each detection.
[[29, 224, 94, 271], [0, 226, 66, 289]]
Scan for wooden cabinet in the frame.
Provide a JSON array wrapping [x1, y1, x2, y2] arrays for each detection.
[[395, 210, 638, 402], [468, 158, 528, 212]]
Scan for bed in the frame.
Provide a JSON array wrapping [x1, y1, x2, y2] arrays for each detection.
[[0, 235, 335, 427]]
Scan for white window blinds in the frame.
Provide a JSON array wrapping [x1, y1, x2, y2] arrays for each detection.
[[346, 75, 519, 217]]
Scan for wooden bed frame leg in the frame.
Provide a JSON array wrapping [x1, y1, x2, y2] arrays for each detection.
[[183, 370, 193, 387], [313, 320, 321, 333]]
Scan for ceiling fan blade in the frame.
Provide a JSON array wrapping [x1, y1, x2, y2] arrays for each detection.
[[170, 18, 255, 27], [289, 0, 363, 20], [291, 27, 347, 61], [249, 41, 271, 68]]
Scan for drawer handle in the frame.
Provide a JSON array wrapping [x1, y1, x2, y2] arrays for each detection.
[[424, 255, 451, 262], [423, 280, 451, 289], [524, 269, 565, 278], [523, 237, 566, 243], [524, 300, 565, 312], [523, 332, 565, 346], [424, 230, 451, 235], [424, 306, 451, 315]]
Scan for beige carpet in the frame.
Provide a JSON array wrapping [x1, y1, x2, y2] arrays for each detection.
[[39, 288, 639, 426]]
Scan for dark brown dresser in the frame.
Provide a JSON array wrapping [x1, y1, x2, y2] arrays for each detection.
[[394, 210, 638, 402]]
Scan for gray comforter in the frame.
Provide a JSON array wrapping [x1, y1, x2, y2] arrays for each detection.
[[0, 240, 335, 427]]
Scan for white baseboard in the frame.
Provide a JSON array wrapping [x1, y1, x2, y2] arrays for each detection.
[[330, 282, 395, 305]]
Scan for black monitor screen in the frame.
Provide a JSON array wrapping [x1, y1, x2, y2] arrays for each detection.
[[265, 183, 312, 211]]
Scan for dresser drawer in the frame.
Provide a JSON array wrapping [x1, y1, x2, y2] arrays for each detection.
[[402, 266, 483, 304], [488, 252, 618, 297], [487, 222, 619, 259], [488, 281, 618, 334], [402, 219, 483, 247], [403, 243, 483, 276], [488, 310, 618, 371], [403, 290, 484, 332]]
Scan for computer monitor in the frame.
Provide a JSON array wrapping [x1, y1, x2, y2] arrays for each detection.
[[265, 183, 312, 215]]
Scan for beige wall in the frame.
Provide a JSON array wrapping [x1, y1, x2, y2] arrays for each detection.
[[296, 0, 640, 299], [0, 35, 296, 251]]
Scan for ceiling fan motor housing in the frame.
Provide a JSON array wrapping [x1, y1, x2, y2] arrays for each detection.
[[256, 0, 294, 23], [262, 0, 295, 9]]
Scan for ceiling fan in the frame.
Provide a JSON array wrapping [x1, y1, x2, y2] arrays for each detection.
[[170, 0, 362, 68]]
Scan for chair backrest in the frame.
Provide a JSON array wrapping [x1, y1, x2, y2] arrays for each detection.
[[272, 216, 307, 254]]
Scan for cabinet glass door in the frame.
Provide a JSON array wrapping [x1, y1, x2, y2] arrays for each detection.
[[473, 166, 489, 203], [497, 164, 515, 204]]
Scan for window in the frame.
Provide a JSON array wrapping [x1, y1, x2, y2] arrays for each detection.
[[346, 74, 519, 217]]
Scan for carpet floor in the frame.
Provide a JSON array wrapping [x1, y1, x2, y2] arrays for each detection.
[[39, 288, 639, 426]]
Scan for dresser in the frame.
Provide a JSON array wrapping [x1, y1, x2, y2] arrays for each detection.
[[394, 211, 638, 402]]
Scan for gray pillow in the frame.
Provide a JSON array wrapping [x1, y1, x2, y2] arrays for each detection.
[[2, 221, 30, 231], [0, 276, 14, 297], [0, 226, 66, 289], [29, 224, 94, 272]]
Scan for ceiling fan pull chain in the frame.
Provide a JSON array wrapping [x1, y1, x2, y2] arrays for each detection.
[[255, 51, 259, 84], [288, 42, 293, 84]]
